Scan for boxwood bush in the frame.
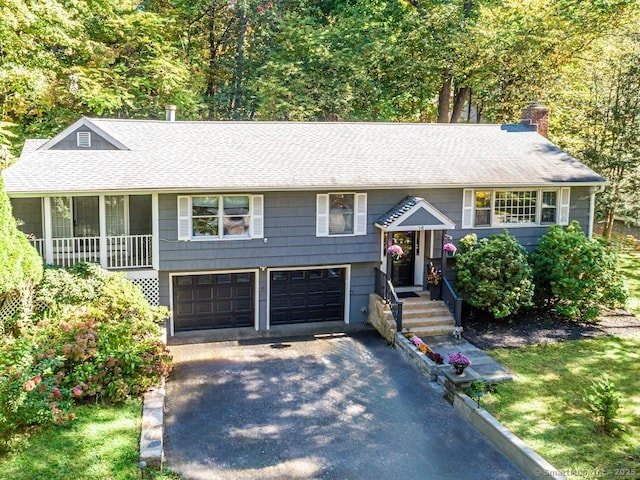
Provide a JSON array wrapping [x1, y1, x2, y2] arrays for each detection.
[[455, 231, 534, 319]]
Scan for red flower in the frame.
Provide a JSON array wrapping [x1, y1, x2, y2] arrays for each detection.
[[72, 386, 83, 397]]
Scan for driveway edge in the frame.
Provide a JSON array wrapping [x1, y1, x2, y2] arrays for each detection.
[[139, 380, 165, 468]]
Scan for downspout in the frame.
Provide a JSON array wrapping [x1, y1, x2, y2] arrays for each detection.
[[588, 185, 605, 239]]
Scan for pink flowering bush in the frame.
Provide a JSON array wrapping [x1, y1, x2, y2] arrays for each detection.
[[0, 336, 73, 444], [1, 263, 172, 443]]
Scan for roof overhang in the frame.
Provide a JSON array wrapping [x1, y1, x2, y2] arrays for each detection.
[[375, 196, 456, 232]]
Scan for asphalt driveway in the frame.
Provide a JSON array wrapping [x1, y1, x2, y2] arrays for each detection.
[[164, 329, 528, 480]]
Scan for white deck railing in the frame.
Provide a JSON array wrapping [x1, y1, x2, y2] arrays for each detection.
[[29, 234, 152, 269]]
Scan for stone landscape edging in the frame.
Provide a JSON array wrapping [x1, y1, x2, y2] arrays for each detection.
[[393, 331, 566, 480], [453, 392, 566, 480], [139, 380, 165, 468]]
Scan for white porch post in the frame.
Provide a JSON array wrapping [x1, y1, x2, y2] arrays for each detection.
[[99, 195, 108, 268], [43, 197, 54, 264], [152, 193, 159, 270]]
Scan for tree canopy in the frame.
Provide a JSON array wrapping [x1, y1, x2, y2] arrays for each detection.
[[1, 0, 639, 223]]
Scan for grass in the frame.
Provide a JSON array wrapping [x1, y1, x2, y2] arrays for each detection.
[[483, 337, 640, 479], [618, 248, 640, 314], [0, 399, 179, 480]]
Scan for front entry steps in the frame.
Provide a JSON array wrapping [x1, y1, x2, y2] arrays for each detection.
[[399, 291, 455, 337]]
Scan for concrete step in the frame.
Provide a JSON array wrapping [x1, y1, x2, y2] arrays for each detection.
[[407, 324, 456, 337], [402, 306, 453, 319], [402, 316, 455, 328]]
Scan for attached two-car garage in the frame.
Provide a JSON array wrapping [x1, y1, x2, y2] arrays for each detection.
[[172, 267, 347, 332]]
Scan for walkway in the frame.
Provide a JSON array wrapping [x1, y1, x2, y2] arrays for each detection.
[[163, 329, 527, 480]]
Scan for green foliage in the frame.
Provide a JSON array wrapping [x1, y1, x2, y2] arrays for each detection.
[[0, 176, 42, 297], [530, 221, 628, 320], [583, 374, 622, 434], [458, 233, 477, 254], [0, 336, 72, 445], [455, 231, 534, 319], [0, 263, 171, 439]]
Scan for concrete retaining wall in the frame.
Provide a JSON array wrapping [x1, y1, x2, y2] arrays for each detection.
[[453, 392, 566, 480]]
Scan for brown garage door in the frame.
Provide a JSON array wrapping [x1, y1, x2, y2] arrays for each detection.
[[173, 273, 254, 331], [270, 268, 345, 325]]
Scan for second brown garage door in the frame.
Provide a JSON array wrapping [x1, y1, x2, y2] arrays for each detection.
[[270, 268, 346, 325]]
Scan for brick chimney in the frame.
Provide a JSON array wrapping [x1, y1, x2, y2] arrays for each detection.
[[165, 105, 176, 122], [521, 101, 549, 138]]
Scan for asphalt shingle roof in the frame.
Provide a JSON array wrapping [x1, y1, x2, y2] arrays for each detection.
[[3, 119, 605, 194]]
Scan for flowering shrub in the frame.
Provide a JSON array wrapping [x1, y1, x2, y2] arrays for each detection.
[[0, 336, 73, 444], [448, 352, 472, 371], [387, 244, 404, 259], [1, 263, 172, 442]]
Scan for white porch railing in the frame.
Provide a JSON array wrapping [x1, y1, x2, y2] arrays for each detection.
[[29, 235, 152, 269], [106, 235, 152, 269]]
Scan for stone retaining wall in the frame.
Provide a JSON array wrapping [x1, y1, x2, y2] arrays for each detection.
[[393, 332, 449, 381], [367, 293, 396, 344]]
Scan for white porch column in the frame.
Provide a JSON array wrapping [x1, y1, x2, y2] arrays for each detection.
[[99, 195, 108, 268], [43, 197, 54, 264], [152, 193, 159, 270]]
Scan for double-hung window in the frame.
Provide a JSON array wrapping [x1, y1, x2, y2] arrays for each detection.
[[462, 188, 570, 228], [177, 194, 263, 240], [316, 193, 367, 236]]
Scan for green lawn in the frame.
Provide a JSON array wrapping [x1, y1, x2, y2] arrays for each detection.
[[619, 248, 640, 314], [0, 399, 178, 480], [484, 337, 640, 479]]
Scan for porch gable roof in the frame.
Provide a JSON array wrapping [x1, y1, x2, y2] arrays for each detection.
[[375, 196, 456, 232]]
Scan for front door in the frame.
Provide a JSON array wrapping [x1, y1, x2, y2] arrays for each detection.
[[391, 232, 415, 287]]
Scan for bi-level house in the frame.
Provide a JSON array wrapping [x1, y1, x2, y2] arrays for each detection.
[[2, 104, 605, 336]]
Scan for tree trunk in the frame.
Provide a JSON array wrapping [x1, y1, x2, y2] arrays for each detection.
[[602, 207, 615, 239], [230, 1, 247, 118], [437, 74, 452, 123], [206, 1, 218, 120], [450, 86, 470, 123]]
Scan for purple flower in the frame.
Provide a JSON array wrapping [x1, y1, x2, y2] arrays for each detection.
[[387, 244, 404, 258], [448, 352, 471, 367], [410, 335, 424, 346], [443, 243, 457, 253]]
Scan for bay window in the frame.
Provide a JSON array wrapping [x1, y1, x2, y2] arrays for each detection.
[[462, 188, 570, 228]]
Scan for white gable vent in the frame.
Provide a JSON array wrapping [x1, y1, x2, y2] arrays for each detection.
[[76, 131, 91, 148]]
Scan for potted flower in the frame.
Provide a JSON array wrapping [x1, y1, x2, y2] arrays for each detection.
[[387, 244, 404, 260], [448, 352, 472, 375], [426, 261, 442, 300], [443, 242, 457, 257]]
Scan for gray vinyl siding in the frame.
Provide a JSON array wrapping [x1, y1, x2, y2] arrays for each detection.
[[49, 128, 119, 150], [10, 198, 43, 238]]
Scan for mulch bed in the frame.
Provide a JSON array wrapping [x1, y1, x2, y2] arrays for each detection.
[[462, 309, 640, 350]]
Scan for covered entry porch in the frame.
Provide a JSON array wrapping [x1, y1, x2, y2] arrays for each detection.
[[375, 196, 456, 291]]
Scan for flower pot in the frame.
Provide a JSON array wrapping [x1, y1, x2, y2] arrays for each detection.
[[453, 366, 466, 375]]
